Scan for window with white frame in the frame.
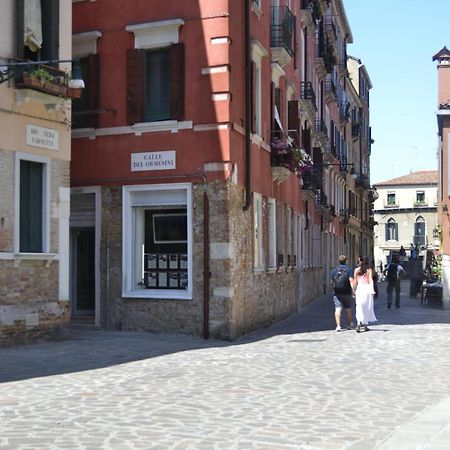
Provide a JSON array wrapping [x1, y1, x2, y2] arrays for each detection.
[[268, 198, 277, 268], [122, 184, 192, 298], [251, 40, 268, 136], [253, 193, 263, 268], [15, 153, 50, 253], [387, 192, 396, 206]]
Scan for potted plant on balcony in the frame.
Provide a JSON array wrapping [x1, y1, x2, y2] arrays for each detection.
[[21, 67, 67, 96], [271, 138, 312, 183]]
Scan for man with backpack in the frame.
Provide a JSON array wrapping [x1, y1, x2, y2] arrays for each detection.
[[384, 255, 405, 308], [330, 255, 354, 331]]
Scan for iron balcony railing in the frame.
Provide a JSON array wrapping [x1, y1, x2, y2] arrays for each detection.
[[315, 190, 328, 207], [300, 81, 317, 109], [325, 75, 336, 97], [271, 6, 294, 56], [315, 117, 328, 137], [301, 0, 321, 22], [324, 15, 337, 40]]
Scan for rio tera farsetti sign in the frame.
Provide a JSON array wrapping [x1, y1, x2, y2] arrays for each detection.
[[131, 151, 176, 171]]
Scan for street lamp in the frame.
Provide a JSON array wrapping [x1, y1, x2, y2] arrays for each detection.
[[0, 58, 85, 88]]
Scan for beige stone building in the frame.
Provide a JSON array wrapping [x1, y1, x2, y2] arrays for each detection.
[[373, 171, 438, 268], [0, 0, 77, 344]]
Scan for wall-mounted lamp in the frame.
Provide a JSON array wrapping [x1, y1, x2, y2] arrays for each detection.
[[0, 58, 85, 89]]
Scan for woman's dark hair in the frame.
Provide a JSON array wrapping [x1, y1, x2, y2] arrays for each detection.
[[356, 256, 369, 276]]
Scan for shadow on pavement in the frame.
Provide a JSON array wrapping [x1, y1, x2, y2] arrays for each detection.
[[1, 282, 449, 383]]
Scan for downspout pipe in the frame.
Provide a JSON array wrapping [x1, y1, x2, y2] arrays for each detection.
[[243, 0, 251, 211], [203, 189, 210, 339]]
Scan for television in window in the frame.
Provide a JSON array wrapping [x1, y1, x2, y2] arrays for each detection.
[[152, 213, 187, 244]]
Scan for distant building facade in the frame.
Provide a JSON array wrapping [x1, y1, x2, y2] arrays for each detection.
[[434, 46, 450, 307], [373, 171, 438, 268]]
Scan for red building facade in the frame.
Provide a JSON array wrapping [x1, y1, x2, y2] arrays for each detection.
[[71, 0, 372, 339]]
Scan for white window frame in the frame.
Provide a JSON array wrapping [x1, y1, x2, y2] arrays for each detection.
[[14, 152, 51, 254], [122, 183, 193, 299], [253, 193, 264, 269], [268, 197, 277, 269], [251, 40, 268, 137]]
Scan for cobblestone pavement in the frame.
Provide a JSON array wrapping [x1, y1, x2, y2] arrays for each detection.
[[2, 281, 450, 449]]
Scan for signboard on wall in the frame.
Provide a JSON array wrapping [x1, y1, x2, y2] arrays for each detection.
[[131, 151, 176, 171], [26, 124, 59, 151]]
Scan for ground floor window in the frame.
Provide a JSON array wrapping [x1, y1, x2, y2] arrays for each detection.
[[15, 153, 50, 253], [123, 183, 192, 299]]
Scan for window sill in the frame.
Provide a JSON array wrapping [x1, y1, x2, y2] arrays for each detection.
[[0, 252, 58, 267], [123, 289, 192, 300]]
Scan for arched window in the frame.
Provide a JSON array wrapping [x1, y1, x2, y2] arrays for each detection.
[[414, 216, 426, 246], [385, 218, 398, 241]]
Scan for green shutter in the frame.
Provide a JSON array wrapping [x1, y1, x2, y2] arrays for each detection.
[[41, 0, 60, 61], [20, 161, 43, 252], [16, 0, 24, 59]]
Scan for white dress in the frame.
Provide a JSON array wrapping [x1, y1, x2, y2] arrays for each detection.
[[355, 272, 377, 325]]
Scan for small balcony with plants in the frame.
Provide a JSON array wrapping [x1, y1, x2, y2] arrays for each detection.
[[270, 6, 294, 67], [15, 64, 81, 99], [300, 0, 321, 27], [299, 81, 317, 117], [270, 138, 312, 184]]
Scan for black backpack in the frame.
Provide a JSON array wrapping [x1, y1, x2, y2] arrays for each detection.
[[386, 263, 398, 281], [333, 268, 350, 292]]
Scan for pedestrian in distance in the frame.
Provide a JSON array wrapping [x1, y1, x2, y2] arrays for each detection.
[[384, 255, 405, 308], [330, 255, 354, 332], [352, 256, 377, 333], [398, 245, 406, 263]]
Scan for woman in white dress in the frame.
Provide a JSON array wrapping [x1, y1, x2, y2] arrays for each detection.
[[352, 256, 377, 333]]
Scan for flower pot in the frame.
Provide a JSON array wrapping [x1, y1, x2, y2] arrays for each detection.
[[271, 166, 292, 183]]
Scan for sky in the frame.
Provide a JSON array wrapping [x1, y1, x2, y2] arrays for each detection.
[[343, 0, 449, 184]]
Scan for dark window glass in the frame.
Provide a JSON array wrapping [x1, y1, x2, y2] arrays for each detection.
[[20, 160, 43, 252], [145, 48, 171, 122]]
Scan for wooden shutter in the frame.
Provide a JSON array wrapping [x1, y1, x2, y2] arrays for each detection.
[[41, 0, 60, 61], [20, 161, 43, 253], [16, 0, 24, 59], [270, 81, 275, 140], [288, 100, 299, 145], [127, 48, 146, 125], [87, 53, 100, 128], [170, 43, 185, 121]]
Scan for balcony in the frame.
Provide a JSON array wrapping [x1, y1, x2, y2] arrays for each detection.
[[339, 101, 350, 123], [315, 117, 329, 145], [301, 170, 322, 191], [324, 75, 336, 103], [299, 81, 317, 118], [300, 0, 321, 27], [355, 173, 370, 190], [271, 6, 294, 66], [324, 15, 337, 42], [323, 142, 336, 162], [14, 64, 81, 99], [315, 190, 328, 212], [352, 123, 361, 138]]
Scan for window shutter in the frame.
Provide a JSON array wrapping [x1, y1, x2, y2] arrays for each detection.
[[87, 53, 100, 128], [127, 48, 146, 125], [16, 0, 24, 60], [170, 43, 185, 121], [288, 100, 299, 145], [41, 0, 60, 61], [270, 81, 275, 138]]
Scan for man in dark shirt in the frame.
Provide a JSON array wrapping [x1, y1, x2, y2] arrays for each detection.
[[330, 255, 354, 331]]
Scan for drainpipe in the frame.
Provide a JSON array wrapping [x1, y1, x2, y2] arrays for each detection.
[[243, 0, 251, 211], [203, 189, 210, 339]]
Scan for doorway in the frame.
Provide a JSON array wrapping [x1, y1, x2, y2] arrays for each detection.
[[70, 190, 100, 325]]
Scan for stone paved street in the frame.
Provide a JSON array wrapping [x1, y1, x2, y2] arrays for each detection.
[[2, 281, 450, 449]]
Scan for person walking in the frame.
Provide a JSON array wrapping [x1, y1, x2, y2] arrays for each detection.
[[330, 255, 354, 331], [384, 255, 405, 308], [352, 256, 377, 333], [398, 245, 406, 263]]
